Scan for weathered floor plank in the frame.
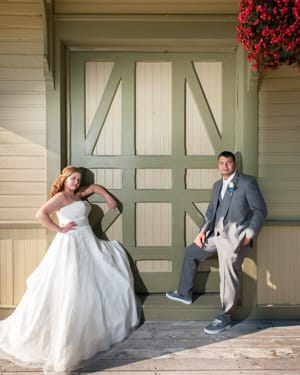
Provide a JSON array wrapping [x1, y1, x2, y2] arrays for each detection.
[[2, 372, 300, 375], [1, 320, 300, 374]]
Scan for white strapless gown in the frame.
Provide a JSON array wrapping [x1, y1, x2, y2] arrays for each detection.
[[0, 200, 140, 373]]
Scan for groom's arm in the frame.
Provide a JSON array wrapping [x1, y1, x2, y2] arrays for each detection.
[[244, 176, 267, 239]]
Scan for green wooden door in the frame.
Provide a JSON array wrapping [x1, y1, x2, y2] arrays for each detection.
[[69, 51, 236, 295]]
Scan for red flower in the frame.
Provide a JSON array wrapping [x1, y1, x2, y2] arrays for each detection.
[[236, 0, 300, 71]]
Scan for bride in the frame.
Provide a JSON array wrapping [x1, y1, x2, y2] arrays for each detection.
[[0, 166, 140, 373]]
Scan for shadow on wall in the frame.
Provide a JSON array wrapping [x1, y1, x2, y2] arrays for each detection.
[[80, 167, 120, 240]]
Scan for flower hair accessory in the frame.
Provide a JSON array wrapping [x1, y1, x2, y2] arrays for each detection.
[[228, 182, 237, 193]]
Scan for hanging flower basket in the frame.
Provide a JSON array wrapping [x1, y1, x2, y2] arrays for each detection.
[[236, 0, 300, 71]]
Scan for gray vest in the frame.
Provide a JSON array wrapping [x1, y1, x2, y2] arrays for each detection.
[[214, 194, 229, 236]]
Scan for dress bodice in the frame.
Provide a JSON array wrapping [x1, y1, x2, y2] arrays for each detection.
[[56, 200, 91, 227]]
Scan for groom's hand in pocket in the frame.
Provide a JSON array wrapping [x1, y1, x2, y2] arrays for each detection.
[[194, 232, 206, 248]]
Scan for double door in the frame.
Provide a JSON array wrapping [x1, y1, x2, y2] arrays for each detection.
[[69, 51, 236, 294]]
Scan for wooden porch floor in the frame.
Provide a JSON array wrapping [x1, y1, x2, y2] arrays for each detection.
[[1, 320, 300, 374]]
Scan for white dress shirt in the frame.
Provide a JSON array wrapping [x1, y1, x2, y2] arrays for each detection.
[[220, 171, 236, 199]]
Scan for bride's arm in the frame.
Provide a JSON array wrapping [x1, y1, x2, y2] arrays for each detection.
[[36, 193, 77, 233], [79, 184, 117, 209]]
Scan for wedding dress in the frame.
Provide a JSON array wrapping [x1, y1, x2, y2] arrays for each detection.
[[0, 200, 140, 373]]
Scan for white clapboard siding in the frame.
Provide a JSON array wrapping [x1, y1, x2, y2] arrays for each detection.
[[0, 181, 45, 195], [0, 195, 45, 208], [0, 208, 43, 222], [257, 225, 300, 305], [0, 227, 48, 307], [0, 2, 41, 14], [0, 130, 45, 145], [0, 41, 42, 54], [0, 14, 41, 27], [0, 55, 44, 68], [258, 66, 300, 220], [257, 65, 300, 306], [0, 0, 46, 224], [0, 156, 45, 169], [0, 80, 45, 93], [54, 0, 240, 15], [0, 169, 46, 182]]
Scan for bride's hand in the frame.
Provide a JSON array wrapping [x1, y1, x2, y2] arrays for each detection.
[[60, 221, 77, 233], [106, 196, 117, 209]]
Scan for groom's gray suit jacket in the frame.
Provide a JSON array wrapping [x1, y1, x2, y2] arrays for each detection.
[[200, 172, 267, 245]]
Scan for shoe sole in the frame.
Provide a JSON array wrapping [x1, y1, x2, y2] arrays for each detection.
[[165, 293, 192, 305], [204, 324, 232, 335]]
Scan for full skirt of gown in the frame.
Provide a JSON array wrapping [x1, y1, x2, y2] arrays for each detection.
[[0, 200, 140, 373]]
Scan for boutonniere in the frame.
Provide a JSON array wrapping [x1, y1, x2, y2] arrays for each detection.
[[227, 182, 237, 193]]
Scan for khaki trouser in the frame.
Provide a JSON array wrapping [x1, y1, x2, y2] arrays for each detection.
[[177, 237, 248, 321]]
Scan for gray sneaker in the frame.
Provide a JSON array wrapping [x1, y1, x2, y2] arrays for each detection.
[[165, 290, 192, 305], [204, 317, 231, 334]]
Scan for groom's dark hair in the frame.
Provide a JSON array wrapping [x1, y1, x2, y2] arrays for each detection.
[[218, 151, 236, 162]]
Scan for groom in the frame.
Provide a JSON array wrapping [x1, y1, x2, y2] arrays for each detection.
[[166, 151, 267, 334]]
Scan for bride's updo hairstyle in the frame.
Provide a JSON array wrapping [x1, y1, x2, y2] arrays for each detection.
[[50, 165, 82, 198]]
